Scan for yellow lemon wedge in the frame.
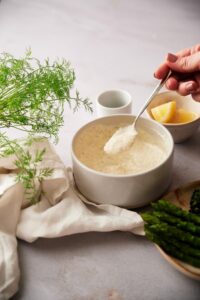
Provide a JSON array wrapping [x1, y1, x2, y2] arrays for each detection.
[[170, 108, 198, 123], [151, 101, 176, 123]]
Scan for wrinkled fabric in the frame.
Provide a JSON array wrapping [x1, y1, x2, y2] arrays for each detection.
[[0, 183, 23, 300], [0, 139, 144, 299]]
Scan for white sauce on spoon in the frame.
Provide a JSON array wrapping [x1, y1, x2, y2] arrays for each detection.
[[104, 125, 137, 154]]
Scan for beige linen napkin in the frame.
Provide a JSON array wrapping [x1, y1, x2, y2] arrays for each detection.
[[0, 139, 144, 300]]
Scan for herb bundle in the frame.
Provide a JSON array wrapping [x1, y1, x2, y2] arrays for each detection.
[[0, 50, 92, 203]]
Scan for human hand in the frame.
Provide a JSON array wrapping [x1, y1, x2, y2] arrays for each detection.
[[154, 44, 200, 101]]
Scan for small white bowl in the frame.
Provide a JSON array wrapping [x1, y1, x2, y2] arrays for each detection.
[[71, 115, 174, 208], [146, 91, 200, 143], [96, 89, 132, 117]]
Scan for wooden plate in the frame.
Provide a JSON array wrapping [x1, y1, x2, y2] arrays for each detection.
[[156, 180, 200, 280]]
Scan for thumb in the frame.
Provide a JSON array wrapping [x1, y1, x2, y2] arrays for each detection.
[[166, 52, 200, 73]]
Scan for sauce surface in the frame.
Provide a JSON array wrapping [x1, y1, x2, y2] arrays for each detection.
[[74, 123, 168, 175]]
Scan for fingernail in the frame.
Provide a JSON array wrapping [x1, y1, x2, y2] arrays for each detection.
[[167, 53, 178, 63], [186, 83, 195, 92]]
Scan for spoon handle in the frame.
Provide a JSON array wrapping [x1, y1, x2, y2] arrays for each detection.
[[134, 71, 172, 125]]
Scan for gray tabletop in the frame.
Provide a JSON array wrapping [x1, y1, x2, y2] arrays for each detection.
[[13, 133, 200, 300], [0, 0, 199, 299]]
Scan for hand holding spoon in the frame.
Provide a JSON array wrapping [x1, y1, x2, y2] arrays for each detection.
[[104, 71, 171, 155]]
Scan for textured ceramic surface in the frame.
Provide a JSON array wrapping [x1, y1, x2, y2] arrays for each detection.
[[72, 115, 174, 208], [146, 91, 200, 143]]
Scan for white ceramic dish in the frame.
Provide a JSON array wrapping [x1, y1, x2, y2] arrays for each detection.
[[96, 89, 132, 117], [71, 115, 174, 208], [146, 91, 200, 143]]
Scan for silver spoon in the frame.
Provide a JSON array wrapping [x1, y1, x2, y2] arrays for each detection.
[[104, 71, 172, 155]]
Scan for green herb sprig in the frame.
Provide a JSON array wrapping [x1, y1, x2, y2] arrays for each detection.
[[0, 134, 53, 204], [0, 50, 92, 141], [0, 50, 92, 203]]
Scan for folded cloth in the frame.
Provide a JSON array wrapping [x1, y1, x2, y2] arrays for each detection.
[[0, 139, 144, 300]]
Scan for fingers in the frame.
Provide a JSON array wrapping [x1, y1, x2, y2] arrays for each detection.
[[177, 80, 198, 96], [154, 44, 200, 79], [166, 52, 200, 73], [191, 44, 200, 55], [192, 92, 200, 102], [192, 73, 200, 101], [171, 73, 200, 99], [165, 76, 179, 90], [154, 63, 169, 79], [154, 48, 192, 80], [154, 45, 200, 101], [176, 47, 191, 57]]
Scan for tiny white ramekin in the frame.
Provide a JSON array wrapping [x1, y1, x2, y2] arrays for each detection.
[[96, 89, 132, 117]]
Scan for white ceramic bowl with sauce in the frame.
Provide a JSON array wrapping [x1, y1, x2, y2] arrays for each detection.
[[71, 115, 174, 208], [146, 91, 200, 143]]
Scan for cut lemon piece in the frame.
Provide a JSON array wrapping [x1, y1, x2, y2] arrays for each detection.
[[170, 108, 198, 124], [151, 101, 176, 123]]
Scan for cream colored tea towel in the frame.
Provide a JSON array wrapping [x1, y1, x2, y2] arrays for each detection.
[[0, 139, 144, 300]]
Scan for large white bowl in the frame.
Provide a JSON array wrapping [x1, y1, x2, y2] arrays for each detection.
[[71, 115, 174, 208]]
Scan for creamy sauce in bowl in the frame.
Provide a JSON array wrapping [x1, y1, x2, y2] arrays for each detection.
[[73, 123, 168, 175]]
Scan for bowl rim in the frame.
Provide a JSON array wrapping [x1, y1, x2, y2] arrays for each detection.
[[146, 91, 200, 127], [71, 114, 174, 178], [96, 89, 132, 110]]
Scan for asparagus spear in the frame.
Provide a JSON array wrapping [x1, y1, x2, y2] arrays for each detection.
[[141, 211, 200, 235], [152, 199, 200, 225], [190, 188, 200, 215], [145, 227, 200, 268], [145, 224, 200, 258], [142, 200, 200, 268], [147, 222, 200, 248]]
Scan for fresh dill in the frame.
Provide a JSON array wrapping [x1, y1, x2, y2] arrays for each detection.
[[0, 50, 92, 203], [0, 49, 93, 141]]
